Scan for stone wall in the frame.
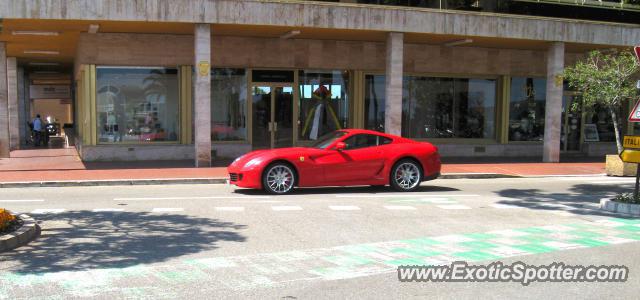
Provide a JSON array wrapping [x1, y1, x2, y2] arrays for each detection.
[[3, 0, 640, 46], [76, 33, 581, 76], [79, 144, 194, 161]]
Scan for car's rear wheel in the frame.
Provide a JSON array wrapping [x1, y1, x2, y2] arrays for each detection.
[[390, 159, 422, 192], [263, 163, 296, 194]]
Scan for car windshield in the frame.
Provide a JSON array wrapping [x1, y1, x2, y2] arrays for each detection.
[[310, 131, 348, 149]]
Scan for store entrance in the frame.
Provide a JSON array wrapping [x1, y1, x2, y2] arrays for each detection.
[[561, 93, 582, 152], [251, 85, 294, 149]]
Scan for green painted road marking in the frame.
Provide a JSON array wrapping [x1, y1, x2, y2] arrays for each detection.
[[2, 217, 639, 297], [569, 238, 610, 247], [323, 255, 373, 266], [384, 258, 427, 266], [513, 243, 556, 254], [460, 240, 499, 249], [615, 225, 640, 232], [453, 250, 500, 261], [402, 237, 443, 246], [464, 233, 498, 240], [516, 227, 553, 234], [391, 247, 442, 257]]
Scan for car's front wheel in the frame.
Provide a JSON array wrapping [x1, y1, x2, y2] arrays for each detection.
[[263, 163, 296, 194], [390, 159, 422, 192]]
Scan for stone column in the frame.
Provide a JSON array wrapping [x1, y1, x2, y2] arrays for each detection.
[[7, 57, 19, 150], [385, 32, 403, 136], [193, 24, 212, 167], [0, 43, 9, 158], [543, 42, 565, 163], [17, 67, 26, 147]]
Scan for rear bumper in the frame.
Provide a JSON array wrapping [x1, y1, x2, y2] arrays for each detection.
[[423, 172, 440, 182]]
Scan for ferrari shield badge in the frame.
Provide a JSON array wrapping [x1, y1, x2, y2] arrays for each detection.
[[299, 156, 305, 162]]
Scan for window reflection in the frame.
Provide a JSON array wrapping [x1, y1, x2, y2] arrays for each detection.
[[211, 68, 247, 141], [96, 67, 180, 143], [298, 70, 349, 140], [364, 75, 386, 132], [509, 77, 546, 141], [402, 76, 496, 139]]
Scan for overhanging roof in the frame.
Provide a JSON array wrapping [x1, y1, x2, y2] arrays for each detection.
[[0, 0, 639, 47]]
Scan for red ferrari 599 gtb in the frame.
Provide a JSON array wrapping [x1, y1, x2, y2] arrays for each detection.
[[227, 129, 441, 194]]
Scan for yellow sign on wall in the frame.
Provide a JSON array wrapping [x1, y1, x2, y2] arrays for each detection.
[[197, 61, 210, 77]]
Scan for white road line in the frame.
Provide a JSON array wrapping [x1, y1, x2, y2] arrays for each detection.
[[588, 181, 637, 184], [114, 196, 270, 201], [92, 208, 125, 212], [271, 206, 303, 211], [437, 204, 472, 210], [151, 208, 185, 212], [383, 205, 417, 210], [215, 207, 245, 212], [335, 194, 479, 198], [490, 204, 522, 209], [420, 198, 456, 203], [548, 210, 574, 217], [0, 199, 45, 203], [31, 209, 66, 214], [328, 205, 361, 211]]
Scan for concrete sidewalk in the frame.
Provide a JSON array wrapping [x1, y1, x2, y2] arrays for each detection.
[[0, 148, 606, 187]]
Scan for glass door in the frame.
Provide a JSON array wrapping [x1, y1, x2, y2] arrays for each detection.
[[274, 87, 294, 148], [252, 86, 272, 150], [251, 85, 294, 149], [561, 94, 582, 152]]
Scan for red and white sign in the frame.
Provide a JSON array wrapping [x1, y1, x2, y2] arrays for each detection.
[[635, 46, 640, 64], [629, 99, 640, 122]]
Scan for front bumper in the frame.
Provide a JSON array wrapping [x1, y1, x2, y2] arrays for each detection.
[[227, 167, 263, 189]]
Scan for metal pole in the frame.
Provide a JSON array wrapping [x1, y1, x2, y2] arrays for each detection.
[[635, 163, 640, 202]]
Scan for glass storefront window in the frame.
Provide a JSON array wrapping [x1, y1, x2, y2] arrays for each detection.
[[509, 77, 546, 141], [298, 70, 349, 140], [96, 67, 180, 143], [402, 76, 496, 139], [212, 68, 247, 141], [585, 103, 617, 142], [364, 74, 386, 132]]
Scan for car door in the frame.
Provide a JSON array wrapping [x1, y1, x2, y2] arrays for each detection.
[[319, 134, 387, 184]]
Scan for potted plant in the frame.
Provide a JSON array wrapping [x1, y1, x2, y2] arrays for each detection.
[[564, 49, 639, 176]]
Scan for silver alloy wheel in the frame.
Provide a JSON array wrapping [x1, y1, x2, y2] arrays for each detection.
[[266, 165, 294, 193], [394, 162, 420, 190]]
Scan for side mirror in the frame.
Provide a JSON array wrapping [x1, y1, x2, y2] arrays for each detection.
[[335, 142, 346, 151]]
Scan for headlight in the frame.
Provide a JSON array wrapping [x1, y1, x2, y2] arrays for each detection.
[[244, 158, 263, 169]]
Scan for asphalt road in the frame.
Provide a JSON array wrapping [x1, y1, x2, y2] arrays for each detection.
[[0, 176, 639, 299]]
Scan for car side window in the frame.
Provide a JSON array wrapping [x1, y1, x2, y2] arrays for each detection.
[[379, 136, 392, 145], [343, 134, 381, 150]]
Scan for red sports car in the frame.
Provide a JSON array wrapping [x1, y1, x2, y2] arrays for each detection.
[[227, 129, 441, 194]]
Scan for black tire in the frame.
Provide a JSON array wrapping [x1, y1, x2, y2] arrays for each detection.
[[262, 163, 296, 194], [390, 159, 422, 192]]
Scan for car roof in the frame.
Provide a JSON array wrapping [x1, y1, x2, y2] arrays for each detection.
[[339, 129, 397, 139]]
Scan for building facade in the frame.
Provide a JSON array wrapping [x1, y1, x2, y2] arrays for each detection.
[[1, 0, 639, 166]]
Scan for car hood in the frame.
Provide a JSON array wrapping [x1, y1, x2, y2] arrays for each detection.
[[229, 147, 318, 169]]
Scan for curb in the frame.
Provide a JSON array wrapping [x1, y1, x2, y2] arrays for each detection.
[[439, 173, 520, 179], [0, 213, 38, 252], [600, 198, 640, 216], [0, 178, 228, 188]]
